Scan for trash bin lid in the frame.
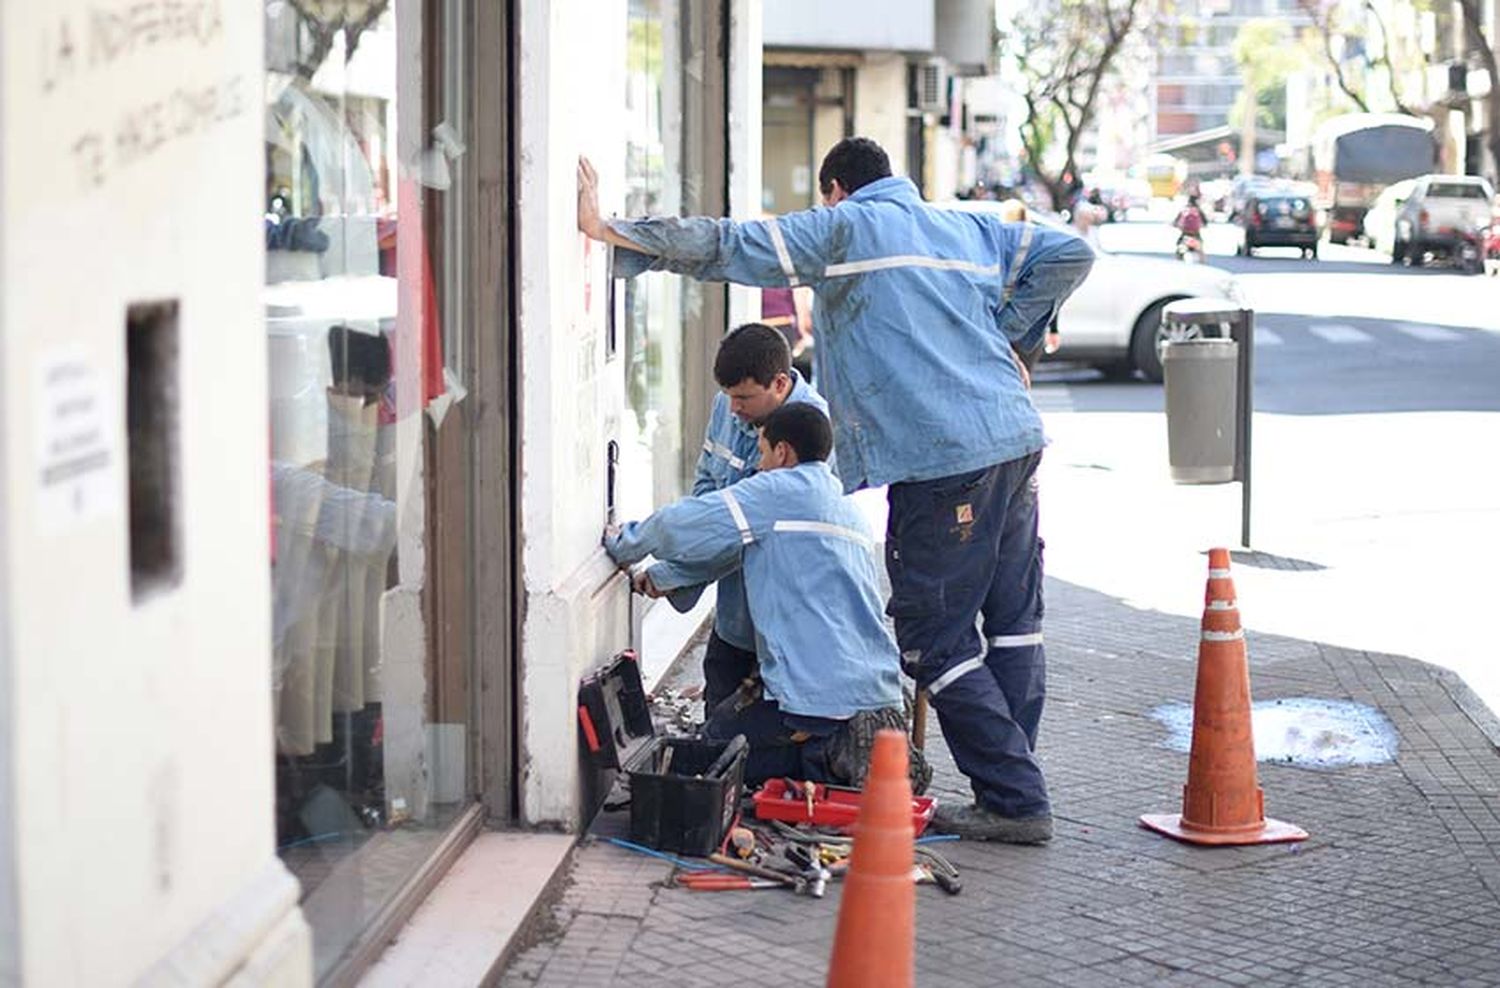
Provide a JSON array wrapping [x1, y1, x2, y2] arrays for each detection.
[[1163, 297, 1247, 326], [1161, 337, 1238, 360]]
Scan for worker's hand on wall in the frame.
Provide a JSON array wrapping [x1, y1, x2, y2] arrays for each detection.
[[577, 156, 605, 241]]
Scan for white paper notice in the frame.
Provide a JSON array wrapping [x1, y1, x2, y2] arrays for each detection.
[[37, 346, 121, 532]]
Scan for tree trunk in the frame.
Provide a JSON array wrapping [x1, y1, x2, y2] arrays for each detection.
[[1456, 0, 1500, 181]]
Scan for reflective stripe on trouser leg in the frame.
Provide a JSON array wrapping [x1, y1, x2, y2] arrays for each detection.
[[922, 652, 1050, 818], [984, 634, 1046, 753]]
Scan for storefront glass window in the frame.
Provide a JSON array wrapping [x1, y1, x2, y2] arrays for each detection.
[[618, 0, 686, 520], [264, 1, 474, 979]]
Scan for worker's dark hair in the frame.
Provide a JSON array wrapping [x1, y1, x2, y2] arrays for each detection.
[[760, 403, 833, 464], [714, 323, 791, 389], [818, 137, 892, 197]]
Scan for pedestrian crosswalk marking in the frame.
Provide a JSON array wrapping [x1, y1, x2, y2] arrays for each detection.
[[1032, 385, 1075, 413], [1309, 323, 1373, 344], [1395, 323, 1463, 342], [1256, 328, 1284, 346]]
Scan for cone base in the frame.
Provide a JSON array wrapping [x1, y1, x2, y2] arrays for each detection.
[[1139, 812, 1308, 846]]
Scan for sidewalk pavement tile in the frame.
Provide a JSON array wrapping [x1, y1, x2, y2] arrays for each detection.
[[500, 576, 1500, 987]]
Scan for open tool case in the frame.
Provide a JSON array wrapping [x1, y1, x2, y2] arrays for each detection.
[[578, 650, 747, 856]]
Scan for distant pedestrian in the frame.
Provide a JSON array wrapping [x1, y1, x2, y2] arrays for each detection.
[[579, 137, 1093, 843]]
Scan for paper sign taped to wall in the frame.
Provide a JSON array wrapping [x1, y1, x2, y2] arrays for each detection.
[[36, 346, 121, 533]]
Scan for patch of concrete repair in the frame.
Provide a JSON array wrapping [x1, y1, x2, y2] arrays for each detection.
[[1151, 698, 1399, 769]]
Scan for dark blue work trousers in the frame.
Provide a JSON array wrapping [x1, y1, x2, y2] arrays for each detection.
[[886, 452, 1050, 819], [702, 631, 758, 714], [703, 690, 842, 786]]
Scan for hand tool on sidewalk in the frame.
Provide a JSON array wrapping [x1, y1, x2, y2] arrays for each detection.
[[678, 873, 780, 891], [708, 853, 803, 890], [726, 825, 756, 859]]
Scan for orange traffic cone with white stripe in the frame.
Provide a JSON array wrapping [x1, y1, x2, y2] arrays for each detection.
[[1140, 548, 1308, 846], [827, 729, 915, 987]]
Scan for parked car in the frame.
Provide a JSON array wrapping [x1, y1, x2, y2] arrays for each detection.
[[1362, 179, 1416, 257], [1235, 190, 1320, 258], [1226, 174, 1276, 221], [1389, 174, 1495, 267], [941, 201, 1245, 382]]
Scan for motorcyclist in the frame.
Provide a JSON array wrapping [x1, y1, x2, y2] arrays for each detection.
[[1174, 195, 1206, 257]]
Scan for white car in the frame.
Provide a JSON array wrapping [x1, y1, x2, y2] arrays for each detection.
[[942, 201, 1245, 382]]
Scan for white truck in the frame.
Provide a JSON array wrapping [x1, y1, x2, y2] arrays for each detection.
[[1392, 174, 1495, 268]]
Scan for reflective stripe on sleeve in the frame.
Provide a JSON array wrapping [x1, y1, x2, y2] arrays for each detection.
[[1208, 568, 1232, 578], [822, 255, 1002, 279], [771, 520, 873, 549], [766, 217, 801, 287], [926, 653, 987, 696], [988, 631, 1044, 648], [704, 440, 745, 471], [1001, 223, 1036, 304], [1202, 629, 1244, 642], [720, 489, 754, 545]]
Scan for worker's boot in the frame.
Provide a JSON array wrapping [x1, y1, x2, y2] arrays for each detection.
[[931, 803, 1052, 844], [828, 706, 932, 794]]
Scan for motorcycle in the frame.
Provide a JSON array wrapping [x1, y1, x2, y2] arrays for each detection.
[[1175, 233, 1206, 264], [1457, 223, 1487, 276], [1485, 223, 1500, 277]]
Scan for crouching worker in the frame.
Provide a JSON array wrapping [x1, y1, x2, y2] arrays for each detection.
[[604, 404, 927, 790]]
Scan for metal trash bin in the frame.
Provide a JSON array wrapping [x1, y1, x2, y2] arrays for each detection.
[[1163, 338, 1238, 483]]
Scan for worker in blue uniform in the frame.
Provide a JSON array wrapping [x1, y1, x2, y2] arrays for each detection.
[[605, 403, 913, 788], [689, 323, 826, 713], [579, 138, 1094, 843]]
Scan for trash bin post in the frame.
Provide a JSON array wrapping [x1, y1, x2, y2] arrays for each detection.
[[1160, 299, 1255, 548], [1232, 310, 1253, 548]]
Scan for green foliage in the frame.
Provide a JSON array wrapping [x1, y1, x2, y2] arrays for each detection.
[[999, 0, 1147, 203]]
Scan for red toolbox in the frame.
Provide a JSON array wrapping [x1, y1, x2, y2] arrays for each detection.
[[751, 778, 937, 836]]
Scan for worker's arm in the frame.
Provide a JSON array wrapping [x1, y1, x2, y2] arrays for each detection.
[[690, 402, 726, 498], [604, 490, 746, 575], [997, 226, 1095, 356], [577, 156, 831, 286]]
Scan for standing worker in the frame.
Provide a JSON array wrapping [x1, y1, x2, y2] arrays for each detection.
[[577, 138, 1093, 843]]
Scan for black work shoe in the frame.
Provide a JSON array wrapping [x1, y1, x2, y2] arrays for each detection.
[[827, 707, 933, 795], [931, 803, 1053, 844]]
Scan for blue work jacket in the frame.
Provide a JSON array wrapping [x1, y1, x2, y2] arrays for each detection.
[[609, 177, 1095, 492], [605, 462, 903, 720], [691, 369, 826, 651]]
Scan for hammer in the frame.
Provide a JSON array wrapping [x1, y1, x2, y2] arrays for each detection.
[[912, 689, 929, 751]]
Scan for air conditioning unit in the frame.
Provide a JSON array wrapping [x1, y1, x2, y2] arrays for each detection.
[[915, 59, 950, 113]]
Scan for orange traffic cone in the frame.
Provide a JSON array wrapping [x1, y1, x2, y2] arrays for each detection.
[[827, 730, 915, 988], [1140, 549, 1308, 846]]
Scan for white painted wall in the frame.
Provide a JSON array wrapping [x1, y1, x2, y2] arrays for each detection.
[[0, 3, 308, 985], [516, 0, 634, 826], [517, 0, 764, 827], [856, 53, 911, 176], [728, 0, 766, 329]]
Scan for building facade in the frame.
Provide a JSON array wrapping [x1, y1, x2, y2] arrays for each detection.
[[0, 1, 760, 984], [760, 0, 997, 209], [1152, 0, 1311, 139]]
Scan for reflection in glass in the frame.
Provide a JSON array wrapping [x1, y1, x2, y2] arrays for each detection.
[[263, 1, 471, 979], [619, 0, 686, 521]]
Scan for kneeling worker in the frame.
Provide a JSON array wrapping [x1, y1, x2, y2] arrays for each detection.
[[605, 404, 919, 788]]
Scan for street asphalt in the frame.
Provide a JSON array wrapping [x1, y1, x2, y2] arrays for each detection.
[[499, 219, 1500, 987]]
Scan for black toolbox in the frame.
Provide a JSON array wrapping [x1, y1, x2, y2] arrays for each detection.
[[578, 650, 747, 856]]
